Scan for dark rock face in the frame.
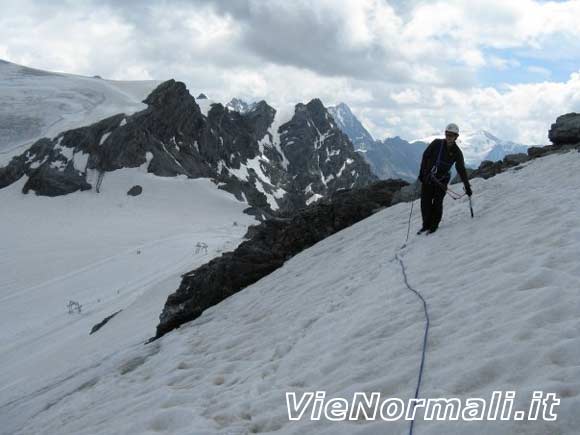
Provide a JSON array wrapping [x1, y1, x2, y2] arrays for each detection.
[[0, 155, 27, 188], [23, 164, 91, 196], [154, 179, 407, 339], [127, 185, 143, 196], [279, 99, 377, 206], [549, 113, 580, 145], [468, 160, 504, 180], [0, 80, 377, 218], [527, 143, 579, 158], [503, 152, 529, 166]]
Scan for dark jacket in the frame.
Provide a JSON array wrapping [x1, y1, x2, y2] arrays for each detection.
[[419, 138, 471, 189]]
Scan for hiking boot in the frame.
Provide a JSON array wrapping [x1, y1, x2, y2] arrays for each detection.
[[417, 227, 428, 235]]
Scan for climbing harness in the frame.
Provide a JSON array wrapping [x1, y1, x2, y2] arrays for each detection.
[[428, 172, 466, 200], [428, 140, 467, 200]]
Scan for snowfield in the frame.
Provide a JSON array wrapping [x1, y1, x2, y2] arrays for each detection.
[[0, 166, 255, 434], [1, 151, 579, 434], [0, 59, 161, 159]]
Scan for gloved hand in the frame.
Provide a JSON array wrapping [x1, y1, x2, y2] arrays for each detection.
[[465, 184, 472, 197]]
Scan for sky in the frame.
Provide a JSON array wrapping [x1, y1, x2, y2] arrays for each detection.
[[1, 0, 580, 144]]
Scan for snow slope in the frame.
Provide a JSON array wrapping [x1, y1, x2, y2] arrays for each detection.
[[1, 151, 579, 434], [0, 59, 161, 159], [0, 165, 256, 435]]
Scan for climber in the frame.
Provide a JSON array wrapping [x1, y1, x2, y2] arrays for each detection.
[[417, 123, 472, 234]]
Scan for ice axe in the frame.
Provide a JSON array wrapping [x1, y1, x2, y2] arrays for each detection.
[[468, 196, 474, 218]]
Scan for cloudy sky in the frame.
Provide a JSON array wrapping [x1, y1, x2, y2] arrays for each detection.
[[1, 0, 580, 144]]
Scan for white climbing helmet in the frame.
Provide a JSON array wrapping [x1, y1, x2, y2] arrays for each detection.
[[445, 123, 459, 135]]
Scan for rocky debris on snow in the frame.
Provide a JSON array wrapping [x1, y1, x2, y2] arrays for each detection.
[[465, 154, 527, 180], [503, 152, 530, 166], [90, 310, 123, 335], [154, 179, 407, 339], [469, 160, 504, 180], [127, 185, 143, 196]]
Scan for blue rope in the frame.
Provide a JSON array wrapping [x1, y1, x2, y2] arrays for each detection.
[[395, 251, 430, 435]]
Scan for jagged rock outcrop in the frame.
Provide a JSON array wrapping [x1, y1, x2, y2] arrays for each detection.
[[549, 113, 580, 146], [279, 99, 377, 207], [154, 179, 407, 339], [0, 80, 377, 218]]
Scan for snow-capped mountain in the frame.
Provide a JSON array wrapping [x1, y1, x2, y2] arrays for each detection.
[[0, 59, 161, 157], [327, 103, 374, 151], [226, 97, 257, 114], [0, 80, 376, 217], [328, 102, 426, 181], [413, 130, 530, 168], [484, 141, 531, 162], [2, 146, 578, 434]]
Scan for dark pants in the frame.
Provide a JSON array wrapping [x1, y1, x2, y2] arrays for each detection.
[[421, 180, 446, 231]]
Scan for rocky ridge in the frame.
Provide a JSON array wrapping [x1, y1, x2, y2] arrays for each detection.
[[0, 81, 377, 218]]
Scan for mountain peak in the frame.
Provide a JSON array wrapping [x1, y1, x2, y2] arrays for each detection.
[[306, 98, 326, 113], [143, 80, 196, 111], [226, 97, 256, 114], [327, 102, 374, 149], [335, 102, 352, 113]]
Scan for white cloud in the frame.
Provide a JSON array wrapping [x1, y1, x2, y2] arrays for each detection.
[[1, 0, 580, 145], [527, 65, 552, 76], [350, 70, 580, 144], [391, 89, 421, 104], [0, 5, 136, 76], [489, 56, 521, 70]]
